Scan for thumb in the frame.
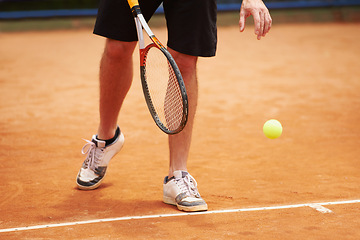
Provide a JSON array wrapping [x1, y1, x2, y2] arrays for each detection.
[[239, 8, 246, 32]]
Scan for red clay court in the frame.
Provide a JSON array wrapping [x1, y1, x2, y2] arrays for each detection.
[[1, 12, 360, 239]]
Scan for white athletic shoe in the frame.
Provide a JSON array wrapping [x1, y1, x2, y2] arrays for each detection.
[[76, 130, 124, 190], [163, 170, 208, 212]]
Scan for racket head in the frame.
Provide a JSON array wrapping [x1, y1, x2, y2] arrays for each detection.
[[140, 43, 188, 134]]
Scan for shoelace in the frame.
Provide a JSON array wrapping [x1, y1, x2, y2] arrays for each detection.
[[176, 173, 201, 198], [81, 139, 104, 171]]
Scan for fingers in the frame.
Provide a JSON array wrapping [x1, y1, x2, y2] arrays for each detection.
[[252, 10, 261, 38], [264, 11, 272, 36], [255, 9, 272, 40], [257, 11, 264, 40]]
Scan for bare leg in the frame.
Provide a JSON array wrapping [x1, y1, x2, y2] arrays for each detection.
[[97, 39, 137, 140], [167, 49, 198, 178]]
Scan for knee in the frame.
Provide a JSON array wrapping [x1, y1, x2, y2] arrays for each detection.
[[169, 49, 198, 75], [103, 39, 137, 60]]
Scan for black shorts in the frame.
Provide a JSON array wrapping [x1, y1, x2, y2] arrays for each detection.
[[93, 0, 217, 57]]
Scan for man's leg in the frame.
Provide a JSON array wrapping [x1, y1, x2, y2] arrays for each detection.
[[76, 39, 136, 190], [163, 48, 207, 212], [98, 39, 137, 139], [167, 49, 198, 178]]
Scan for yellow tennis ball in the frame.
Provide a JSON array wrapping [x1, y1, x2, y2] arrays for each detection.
[[263, 119, 282, 139]]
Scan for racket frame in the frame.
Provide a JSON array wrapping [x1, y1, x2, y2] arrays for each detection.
[[131, 5, 188, 134]]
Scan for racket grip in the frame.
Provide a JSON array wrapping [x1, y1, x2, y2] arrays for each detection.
[[127, 0, 139, 8]]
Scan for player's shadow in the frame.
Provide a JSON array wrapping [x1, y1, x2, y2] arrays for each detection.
[[50, 183, 176, 223]]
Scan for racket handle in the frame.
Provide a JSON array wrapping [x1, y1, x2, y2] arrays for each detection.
[[127, 0, 139, 8]]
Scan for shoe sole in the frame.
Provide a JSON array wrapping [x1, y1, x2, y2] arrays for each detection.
[[76, 179, 103, 190], [163, 196, 208, 212]]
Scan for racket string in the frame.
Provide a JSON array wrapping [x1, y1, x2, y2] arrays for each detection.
[[144, 47, 184, 131], [164, 64, 183, 130]]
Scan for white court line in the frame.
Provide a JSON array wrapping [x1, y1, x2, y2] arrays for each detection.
[[308, 204, 333, 213], [1, 199, 360, 233]]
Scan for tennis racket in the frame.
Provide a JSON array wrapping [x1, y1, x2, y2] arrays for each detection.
[[128, 0, 188, 135]]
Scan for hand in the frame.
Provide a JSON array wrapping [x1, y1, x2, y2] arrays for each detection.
[[239, 0, 272, 40]]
